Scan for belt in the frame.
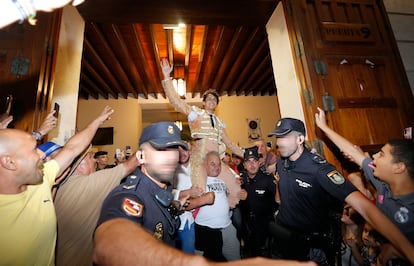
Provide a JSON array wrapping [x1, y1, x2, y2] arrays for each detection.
[[195, 223, 223, 231], [271, 221, 333, 246]]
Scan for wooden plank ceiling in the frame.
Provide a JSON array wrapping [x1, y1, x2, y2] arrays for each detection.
[[76, 0, 280, 100]]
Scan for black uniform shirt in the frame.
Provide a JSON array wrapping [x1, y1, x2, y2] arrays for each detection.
[[96, 168, 177, 246], [276, 149, 357, 233], [241, 170, 277, 217]]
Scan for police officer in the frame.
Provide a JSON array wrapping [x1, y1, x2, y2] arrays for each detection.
[[94, 150, 110, 171], [267, 118, 377, 265], [95, 122, 189, 246], [239, 145, 278, 258]]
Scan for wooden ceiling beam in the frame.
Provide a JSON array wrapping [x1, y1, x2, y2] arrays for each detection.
[[140, 24, 164, 98], [166, 29, 174, 65], [192, 25, 208, 95], [230, 38, 267, 95], [84, 24, 124, 95], [150, 24, 166, 99], [258, 77, 276, 96], [82, 59, 118, 99], [140, 24, 165, 98], [213, 26, 244, 93], [184, 25, 193, 89], [92, 23, 133, 97], [238, 54, 270, 96], [79, 82, 99, 100], [81, 72, 110, 99], [130, 24, 156, 99], [110, 24, 142, 98], [223, 27, 262, 95], [201, 26, 227, 93], [250, 70, 273, 96], [77, 1, 279, 99]]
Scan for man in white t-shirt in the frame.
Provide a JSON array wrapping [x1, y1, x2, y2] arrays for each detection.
[[195, 151, 240, 261], [174, 142, 199, 253]]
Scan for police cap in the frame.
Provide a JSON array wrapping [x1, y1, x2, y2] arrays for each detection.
[[268, 118, 306, 137]]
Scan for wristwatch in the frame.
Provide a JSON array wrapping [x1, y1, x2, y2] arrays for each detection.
[[32, 130, 43, 141]]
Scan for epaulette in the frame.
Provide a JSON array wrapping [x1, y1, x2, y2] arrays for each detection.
[[122, 174, 140, 190], [311, 154, 327, 164]]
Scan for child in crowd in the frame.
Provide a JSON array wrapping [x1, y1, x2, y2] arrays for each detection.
[[341, 204, 365, 266], [341, 205, 381, 266], [360, 222, 381, 266]]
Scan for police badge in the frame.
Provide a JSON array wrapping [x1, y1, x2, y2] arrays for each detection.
[[153, 222, 164, 240], [327, 170, 345, 185]]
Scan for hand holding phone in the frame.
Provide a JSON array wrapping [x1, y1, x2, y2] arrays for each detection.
[[54, 103, 60, 118], [4, 95, 13, 115]]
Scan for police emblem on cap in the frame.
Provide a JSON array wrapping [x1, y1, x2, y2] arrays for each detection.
[[122, 198, 143, 217], [327, 170, 345, 185], [153, 223, 164, 240], [168, 125, 174, 135], [277, 120, 282, 127]]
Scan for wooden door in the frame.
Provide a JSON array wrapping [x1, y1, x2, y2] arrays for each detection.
[[0, 12, 61, 133], [282, 0, 414, 173]]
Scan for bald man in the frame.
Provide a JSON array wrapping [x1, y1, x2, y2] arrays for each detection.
[[0, 106, 113, 265]]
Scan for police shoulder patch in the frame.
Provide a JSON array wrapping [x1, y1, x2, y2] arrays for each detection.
[[327, 170, 345, 185], [122, 198, 143, 217]]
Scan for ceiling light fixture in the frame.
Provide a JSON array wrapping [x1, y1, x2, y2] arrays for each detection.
[[172, 78, 186, 97], [163, 23, 186, 30], [174, 120, 183, 131], [174, 112, 183, 131]]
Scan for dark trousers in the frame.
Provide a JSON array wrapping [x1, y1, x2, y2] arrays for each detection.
[[231, 206, 243, 241], [195, 223, 227, 262], [268, 221, 308, 261], [268, 221, 338, 265], [245, 216, 272, 257]]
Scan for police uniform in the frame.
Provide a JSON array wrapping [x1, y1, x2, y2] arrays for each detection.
[[96, 167, 180, 246], [273, 148, 357, 263], [240, 169, 277, 257]]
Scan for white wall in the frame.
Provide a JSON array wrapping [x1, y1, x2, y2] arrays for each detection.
[[215, 95, 280, 148], [78, 95, 279, 162], [383, 0, 414, 96], [265, 1, 413, 136], [77, 98, 142, 161], [49, 6, 85, 145], [266, 3, 306, 124]]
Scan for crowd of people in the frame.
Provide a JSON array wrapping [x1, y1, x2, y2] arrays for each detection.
[[0, 63, 412, 266], [1, 100, 413, 266], [1, 4, 414, 263], [0, 65, 413, 266]]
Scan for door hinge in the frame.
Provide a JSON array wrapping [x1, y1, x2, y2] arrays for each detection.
[[303, 87, 314, 104], [314, 60, 327, 76], [294, 42, 301, 57], [322, 94, 335, 112]]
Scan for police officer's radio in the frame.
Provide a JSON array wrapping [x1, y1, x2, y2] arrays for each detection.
[[155, 189, 182, 217], [155, 189, 173, 207]]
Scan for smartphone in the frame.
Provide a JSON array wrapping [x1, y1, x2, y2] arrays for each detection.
[[4, 95, 13, 115], [125, 145, 132, 156], [53, 103, 60, 118]]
